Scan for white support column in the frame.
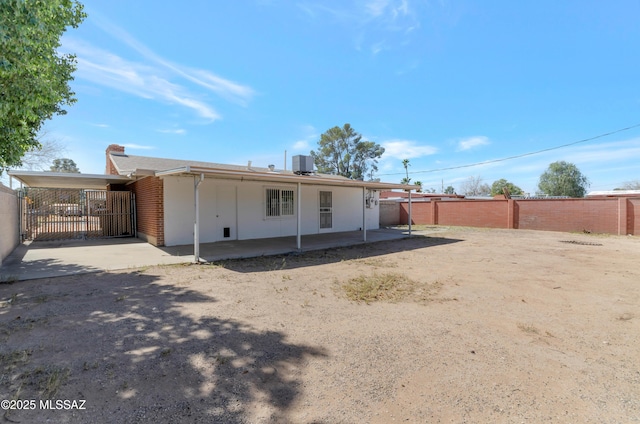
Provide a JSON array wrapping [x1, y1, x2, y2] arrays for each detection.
[[296, 182, 302, 250], [408, 189, 412, 237], [194, 174, 204, 263], [362, 187, 367, 241]]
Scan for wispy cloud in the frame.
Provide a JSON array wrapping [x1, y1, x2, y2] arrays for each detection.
[[122, 143, 155, 150], [293, 140, 311, 151], [365, 0, 410, 19], [291, 124, 318, 152], [65, 39, 221, 121], [297, 3, 351, 21], [298, 0, 421, 54], [157, 129, 187, 135], [382, 139, 438, 159], [92, 123, 109, 128], [61, 17, 255, 121], [456, 136, 490, 151], [366, 0, 390, 17], [95, 18, 256, 106], [564, 138, 640, 164]]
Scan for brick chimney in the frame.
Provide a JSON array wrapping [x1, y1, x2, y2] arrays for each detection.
[[106, 144, 125, 175]]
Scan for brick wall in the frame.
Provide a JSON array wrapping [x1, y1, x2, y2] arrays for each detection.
[[399, 201, 434, 225], [515, 198, 617, 233], [629, 199, 640, 235], [392, 197, 639, 235], [128, 176, 164, 246], [438, 200, 509, 228]]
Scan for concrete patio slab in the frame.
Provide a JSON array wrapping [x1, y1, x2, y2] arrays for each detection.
[[0, 228, 412, 282]]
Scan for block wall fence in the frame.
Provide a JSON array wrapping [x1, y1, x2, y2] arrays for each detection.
[[0, 184, 19, 265], [393, 197, 639, 236]]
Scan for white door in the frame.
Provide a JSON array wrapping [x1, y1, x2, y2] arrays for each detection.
[[319, 191, 332, 231], [216, 185, 236, 241]]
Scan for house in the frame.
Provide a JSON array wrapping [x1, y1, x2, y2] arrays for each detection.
[[103, 144, 413, 247], [10, 145, 414, 258]]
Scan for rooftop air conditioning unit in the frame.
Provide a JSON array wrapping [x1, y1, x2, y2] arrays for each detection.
[[292, 155, 314, 175]]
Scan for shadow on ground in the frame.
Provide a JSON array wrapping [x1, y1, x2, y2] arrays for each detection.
[[215, 235, 463, 274], [0, 270, 326, 423], [0, 256, 102, 282]]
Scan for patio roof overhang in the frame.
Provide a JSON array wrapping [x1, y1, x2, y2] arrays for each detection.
[[7, 171, 134, 190], [152, 165, 415, 263], [153, 165, 414, 191]]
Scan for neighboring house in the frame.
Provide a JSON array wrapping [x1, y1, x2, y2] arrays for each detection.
[[10, 145, 413, 252], [587, 190, 640, 198]]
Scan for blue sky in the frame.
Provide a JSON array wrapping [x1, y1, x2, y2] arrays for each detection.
[[14, 0, 640, 194]]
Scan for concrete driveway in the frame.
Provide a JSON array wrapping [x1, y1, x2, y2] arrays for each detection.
[[0, 228, 412, 282], [0, 238, 188, 282]]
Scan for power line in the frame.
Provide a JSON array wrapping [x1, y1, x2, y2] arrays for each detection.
[[379, 123, 640, 176]]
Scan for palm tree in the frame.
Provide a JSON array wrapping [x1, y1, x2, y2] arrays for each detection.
[[401, 159, 411, 184]]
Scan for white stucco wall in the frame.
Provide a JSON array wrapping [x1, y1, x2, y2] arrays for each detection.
[[163, 176, 195, 246], [0, 184, 19, 266], [162, 176, 381, 246]]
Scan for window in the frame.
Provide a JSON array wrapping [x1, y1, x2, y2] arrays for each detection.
[[266, 188, 295, 217]]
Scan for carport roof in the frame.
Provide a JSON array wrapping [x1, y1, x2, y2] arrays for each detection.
[[8, 171, 133, 189]]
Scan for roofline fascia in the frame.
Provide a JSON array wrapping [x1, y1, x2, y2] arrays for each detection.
[[154, 166, 413, 191], [8, 170, 132, 181]]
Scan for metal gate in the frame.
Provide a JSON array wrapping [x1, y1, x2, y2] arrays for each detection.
[[18, 188, 136, 241]]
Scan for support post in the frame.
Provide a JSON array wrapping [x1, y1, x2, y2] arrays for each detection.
[[408, 190, 412, 237], [296, 182, 301, 250], [362, 187, 367, 241], [194, 174, 204, 263]]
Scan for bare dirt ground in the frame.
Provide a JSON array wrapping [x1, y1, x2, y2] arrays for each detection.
[[1, 227, 639, 423]]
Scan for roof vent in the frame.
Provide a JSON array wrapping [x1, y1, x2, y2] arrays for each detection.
[[292, 155, 314, 175]]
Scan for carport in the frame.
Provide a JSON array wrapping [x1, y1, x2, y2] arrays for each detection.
[[8, 171, 135, 242]]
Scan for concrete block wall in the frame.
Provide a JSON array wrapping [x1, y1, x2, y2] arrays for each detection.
[[0, 184, 19, 265], [380, 201, 400, 226], [128, 176, 164, 246]]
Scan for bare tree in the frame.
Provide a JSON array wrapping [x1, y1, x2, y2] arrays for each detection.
[[19, 136, 66, 171], [460, 176, 491, 196], [620, 180, 640, 190]]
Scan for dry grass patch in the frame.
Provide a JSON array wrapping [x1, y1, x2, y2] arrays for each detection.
[[517, 323, 540, 334], [351, 258, 398, 268], [340, 272, 440, 304]]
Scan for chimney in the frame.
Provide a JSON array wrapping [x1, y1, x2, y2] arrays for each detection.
[[106, 144, 125, 175]]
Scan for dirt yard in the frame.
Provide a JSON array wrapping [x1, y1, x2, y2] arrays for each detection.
[[1, 227, 639, 423]]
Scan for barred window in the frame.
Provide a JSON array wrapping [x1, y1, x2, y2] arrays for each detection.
[[266, 188, 294, 217]]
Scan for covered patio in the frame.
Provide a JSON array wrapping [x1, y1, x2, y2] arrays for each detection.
[[0, 228, 412, 282], [163, 227, 412, 260]]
